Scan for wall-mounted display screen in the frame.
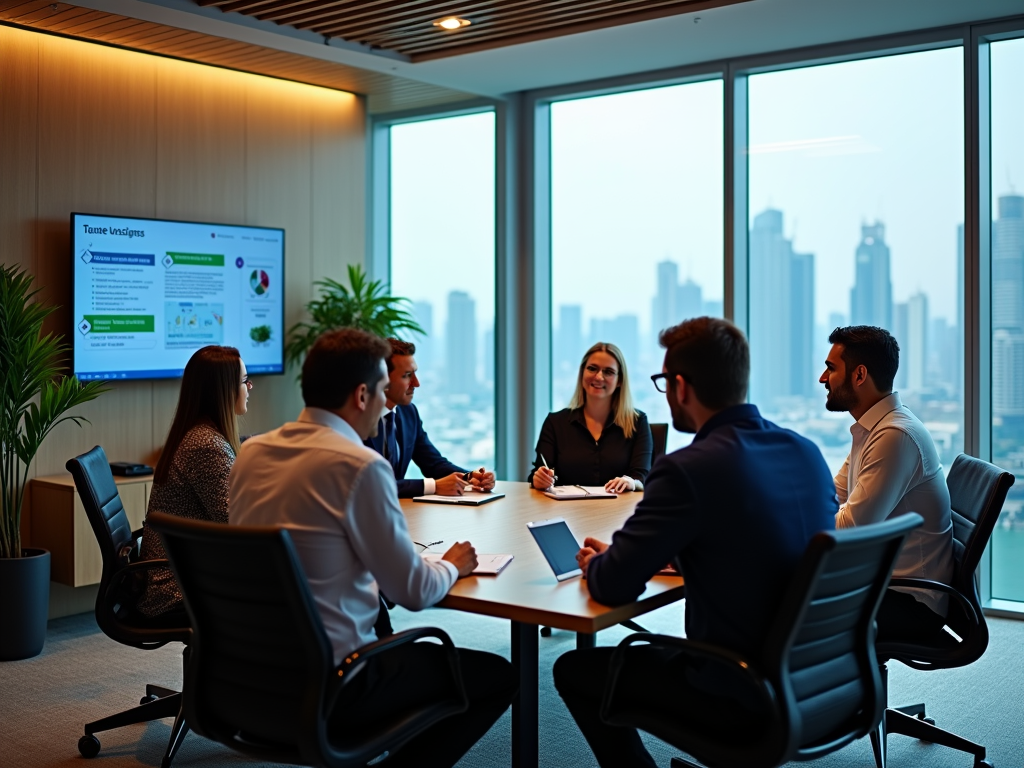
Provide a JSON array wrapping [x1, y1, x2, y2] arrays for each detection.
[[71, 213, 285, 380]]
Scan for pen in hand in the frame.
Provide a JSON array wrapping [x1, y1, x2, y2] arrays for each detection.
[[539, 454, 558, 489]]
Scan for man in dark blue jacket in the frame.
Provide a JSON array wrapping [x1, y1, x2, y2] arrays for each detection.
[[364, 338, 496, 498], [553, 317, 837, 768]]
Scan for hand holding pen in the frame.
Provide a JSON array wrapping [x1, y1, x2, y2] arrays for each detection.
[[532, 454, 558, 490], [463, 467, 496, 492]]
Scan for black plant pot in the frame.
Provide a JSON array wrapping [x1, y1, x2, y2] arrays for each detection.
[[0, 548, 51, 661]]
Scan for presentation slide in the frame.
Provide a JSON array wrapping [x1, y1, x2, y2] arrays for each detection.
[[72, 213, 285, 380]]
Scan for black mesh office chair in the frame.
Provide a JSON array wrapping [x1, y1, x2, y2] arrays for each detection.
[[148, 511, 470, 767], [871, 454, 1014, 768], [650, 422, 669, 465], [66, 446, 191, 767], [601, 513, 922, 768]]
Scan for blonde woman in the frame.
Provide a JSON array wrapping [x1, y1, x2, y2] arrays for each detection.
[[529, 342, 653, 493]]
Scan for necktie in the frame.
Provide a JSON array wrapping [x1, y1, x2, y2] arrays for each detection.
[[384, 411, 400, 471]]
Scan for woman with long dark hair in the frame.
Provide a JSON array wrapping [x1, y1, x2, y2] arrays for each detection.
[[136, 345, 251, 618]]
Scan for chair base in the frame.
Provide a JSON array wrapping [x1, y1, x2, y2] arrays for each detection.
[[870, 702, 992, 768], [670, 757, 703, 768]]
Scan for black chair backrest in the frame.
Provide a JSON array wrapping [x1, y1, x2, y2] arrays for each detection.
[[763, 513, 922, 761], [650, 423, 669, 465], [942, 453, 1015, 656], [149, 511, 339, 766]]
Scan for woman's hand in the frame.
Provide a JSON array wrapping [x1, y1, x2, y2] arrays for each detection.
[[532, 465, 556, 490], [604, 476, 636, 493]]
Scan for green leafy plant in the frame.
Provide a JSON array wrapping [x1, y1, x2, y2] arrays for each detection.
[[249, 325, 272, 343], [1, 265, 109, 559], [286, 264, 424, 369]]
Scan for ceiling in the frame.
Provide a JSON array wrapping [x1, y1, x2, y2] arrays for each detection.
[[6, 0, 1024, 110], [189, 0, 752, 62]]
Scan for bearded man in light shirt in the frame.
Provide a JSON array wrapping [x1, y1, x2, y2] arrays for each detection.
[[228, 328, 516, 768], [820, 325, 954, 644]]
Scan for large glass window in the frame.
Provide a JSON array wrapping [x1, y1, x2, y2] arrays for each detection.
[[990, 36, 1024, 604], [549, 81, 724, 452], [389, 112, 496, 472], [747, 49, 965, 474]]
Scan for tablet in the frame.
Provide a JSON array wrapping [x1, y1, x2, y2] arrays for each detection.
[[527, 518, 583, 581]]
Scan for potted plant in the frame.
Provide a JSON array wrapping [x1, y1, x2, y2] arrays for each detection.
[[285, 264, 424, 369], [0, 264, 108, 661]]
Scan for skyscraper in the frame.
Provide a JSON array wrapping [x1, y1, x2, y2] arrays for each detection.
[[749, 209, 816, 403], [445, 291, 477, 395], [412, 300, 434, 371], [850, 221, 893, 331], [992, 194, 1024, 426], [651, 260, 679, 337], [892, 302, 909, 390], [590, 315, 639, 371], [677, 278, 703, 321], [555, 304, 583, 372], [906, 292, 929, 392]]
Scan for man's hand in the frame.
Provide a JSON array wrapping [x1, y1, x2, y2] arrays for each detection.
[[435, 472, 470, 496], [470, 468, 496, 492], [442, 541, 478, 578], [532, 465, 556, 490], [576, 537, 609, 576], [604, 476, 636, 493]]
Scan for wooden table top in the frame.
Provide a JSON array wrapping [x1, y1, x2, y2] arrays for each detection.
[[401, 481, 684, 633]]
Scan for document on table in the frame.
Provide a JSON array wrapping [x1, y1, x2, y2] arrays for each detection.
[[423, 552, 514, 575], [542, 485, 617, 500], [413, 490, 505, 506]]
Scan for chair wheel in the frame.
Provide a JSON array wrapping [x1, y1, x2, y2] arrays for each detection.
[[974, 760, 993, 768], [79, 734, 101, 758], [140, 694, 159, 705], [921, 716, 935, 725], [540, 626, 552, 637]]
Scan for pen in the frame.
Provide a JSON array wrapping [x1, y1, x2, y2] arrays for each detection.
[[540, 454, 558, 486]]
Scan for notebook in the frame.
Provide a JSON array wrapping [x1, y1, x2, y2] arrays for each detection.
[[423, 552, 514, 575], [541, 485, 617, 500], [413, 490, 506, 506]]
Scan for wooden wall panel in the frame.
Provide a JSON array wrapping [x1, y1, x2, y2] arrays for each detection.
[[0, 26, 38, 277]]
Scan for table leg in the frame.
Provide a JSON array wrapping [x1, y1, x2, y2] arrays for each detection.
[[576, 631, 595, 650], [511, 621, 539, 768]]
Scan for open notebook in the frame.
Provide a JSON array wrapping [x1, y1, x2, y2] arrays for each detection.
[[422, 552, 514, 575], [542, 485, 617, 500], [413, 490, 505, 506]]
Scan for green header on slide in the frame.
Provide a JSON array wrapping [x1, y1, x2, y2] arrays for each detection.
[[165, 252, 225, 267], [83, 315, 155, 333]]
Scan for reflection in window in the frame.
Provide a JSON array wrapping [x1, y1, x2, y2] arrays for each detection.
[[747, 49, 965, 476], [389, 113, 496, 472], [550, 81, 724, 453], [990, 37, 1024, 603]]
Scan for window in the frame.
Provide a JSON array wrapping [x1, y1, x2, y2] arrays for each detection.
[[747, 49, 965, 475], [549, 81, 724, 452], [388, 112, 496, 472], [989, 36, 1024, 604]]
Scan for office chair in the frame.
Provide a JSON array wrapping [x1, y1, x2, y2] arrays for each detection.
[[650, 422, 669, 465], [601, 513, 923, 768], [147, 511, 470, 767], [66, 446, 191, 767], [871, 454, 1014, 768]]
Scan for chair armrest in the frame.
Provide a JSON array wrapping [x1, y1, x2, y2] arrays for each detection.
[[327, 627, 467, 712], [601, 633, 778, 725], [886, 577, 978, 625]]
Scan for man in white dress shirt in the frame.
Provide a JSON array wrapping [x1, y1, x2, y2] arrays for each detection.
[[820, 325, 955, 644], [228, 328, 516, 768]]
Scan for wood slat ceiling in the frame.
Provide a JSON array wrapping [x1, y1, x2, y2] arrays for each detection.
[[0, 0, 477, 112], [195, 0, 753, 61]]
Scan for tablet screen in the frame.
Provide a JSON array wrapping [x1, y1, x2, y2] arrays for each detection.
[[528, 519, 582, 580]]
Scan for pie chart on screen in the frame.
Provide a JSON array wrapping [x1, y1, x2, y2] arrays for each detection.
[[250, 269, 270, 296]]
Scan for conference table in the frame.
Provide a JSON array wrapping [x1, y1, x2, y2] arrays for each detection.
[[400, 481, 685, 768]]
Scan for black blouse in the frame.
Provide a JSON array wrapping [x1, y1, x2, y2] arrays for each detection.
[[527, 408, 653, 488]]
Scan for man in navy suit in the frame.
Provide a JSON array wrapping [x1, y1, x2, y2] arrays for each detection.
[[553, 317, 838, 768], [365, 338, 496, 498]]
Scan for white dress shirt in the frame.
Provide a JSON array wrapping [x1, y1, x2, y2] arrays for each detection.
[[228, 407, 458, 662], [834, 392, 954, 615]]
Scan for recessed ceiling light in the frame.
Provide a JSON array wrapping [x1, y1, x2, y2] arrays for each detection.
[[433, 16, 471, 31]]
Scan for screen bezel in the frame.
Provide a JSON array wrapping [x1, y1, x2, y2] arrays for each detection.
[[71, 211, 286, 382], [527, 517, 583, 581]]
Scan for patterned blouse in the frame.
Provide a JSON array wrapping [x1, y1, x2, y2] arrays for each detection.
[[136, 424, 236, 617]]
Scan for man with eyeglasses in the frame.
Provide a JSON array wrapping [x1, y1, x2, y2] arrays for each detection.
[[364, 338, 496, 498], [552, 316, 837, 768]]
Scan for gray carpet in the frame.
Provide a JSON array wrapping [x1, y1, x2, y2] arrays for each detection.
[[2, 601, 1022, 768]]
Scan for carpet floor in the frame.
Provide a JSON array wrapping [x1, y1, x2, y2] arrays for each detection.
[[2, 601, 1022, 768]]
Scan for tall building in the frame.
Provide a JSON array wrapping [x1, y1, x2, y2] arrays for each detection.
[[590, 314, 639, 370], [749, 209, 816, 403], [906, 292, 929, 392], [677, 278, 703, 321], [412, 300, 434, 371], [850, 221, 893, 331], [651, 260, 679, 337], [892, 302, 909, 390], [992, 195, 1024, 424], [445, 291, 477, 395], [555, 304, 583, 371]]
